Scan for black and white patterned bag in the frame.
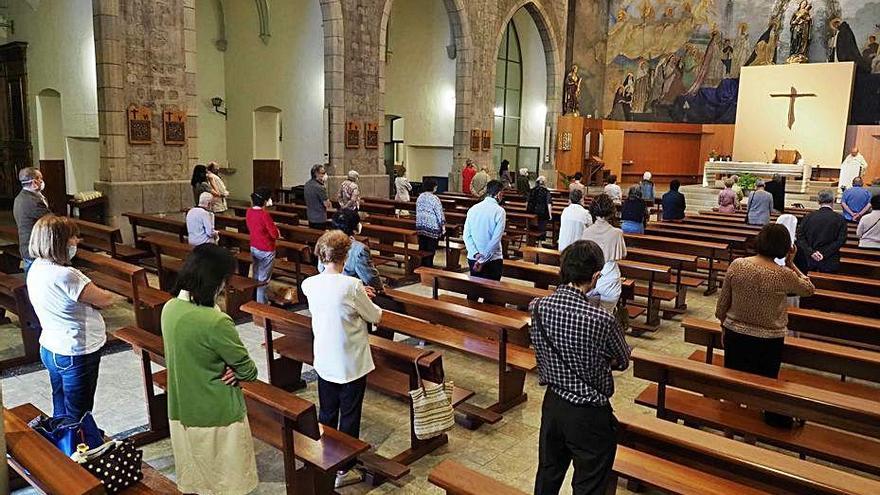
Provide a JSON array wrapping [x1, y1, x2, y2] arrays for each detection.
[[71, 438, 144, 493]]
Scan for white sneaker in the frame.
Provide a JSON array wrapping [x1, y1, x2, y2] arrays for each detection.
[[334, 469, 363, 488]]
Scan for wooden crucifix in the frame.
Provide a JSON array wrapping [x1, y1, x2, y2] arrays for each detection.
[[770, 86, 817, 130]]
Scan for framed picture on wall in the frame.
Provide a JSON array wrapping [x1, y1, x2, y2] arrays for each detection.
[[559, 131, 572, 151], [163, 109, 187, 145], [346, 122, 360, 149], [127, 105, 152, 145], [470, 129, 481, 151], [481, 130, 492, 151], [365, 122, 379, 149]]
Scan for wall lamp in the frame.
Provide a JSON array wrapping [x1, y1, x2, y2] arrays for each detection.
[[211, 96, 227, 118]]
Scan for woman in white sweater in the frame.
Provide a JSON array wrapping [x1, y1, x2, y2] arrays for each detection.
[[301, 230, 382, 488]]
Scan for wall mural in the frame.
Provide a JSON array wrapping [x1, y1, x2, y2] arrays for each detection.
[[602, 0, 880, 124]]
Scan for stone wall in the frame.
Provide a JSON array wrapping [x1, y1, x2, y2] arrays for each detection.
[[92, 0, 197, 221]]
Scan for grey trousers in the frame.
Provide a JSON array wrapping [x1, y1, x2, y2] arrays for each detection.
[[250, 247, 275, 304]]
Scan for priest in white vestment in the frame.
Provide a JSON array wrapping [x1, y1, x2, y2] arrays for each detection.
[[839, 147, 868, 195]]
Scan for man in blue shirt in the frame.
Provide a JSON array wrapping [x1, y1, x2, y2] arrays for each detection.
[[463, 180, 506, 280], [661, 179, 687, 220], [841, 177, 872, 222]]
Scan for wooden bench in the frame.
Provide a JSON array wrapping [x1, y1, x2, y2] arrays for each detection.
[[241, 302, 475, 479], [5, 403, 180, 494], [74, 218, 151, 261], [633, 349, 880, 475], [215, 229, 310, 303], [624, 234, 729, 295], [229, 204, 302, 227], [417, 266, 548, 309], [0, 273, 41, 370], [625, 247, 702, 310], [787, 307, 880, 350], [359, 223, 430, 284], [365, 214, 465, 271], [73, 249, 170, 334], [141, 234, 259, 321], [122, 212, 187, 249], [428, 460, 527, 495], [114, 326, 370, 494], [837, 256, 880, 279], [800, 288, 880, 319], [808, 272, 880, 297], [616, 411, 880, 495]]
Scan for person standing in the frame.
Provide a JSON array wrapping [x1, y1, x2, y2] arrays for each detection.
[[745, 180, 774, 225], [527, 176, 553, 241], [794, 190, 848, 273], [324, 209, 384, 291], [461, 159, 477, 195], [841, 177, 872, 222], [569, 172, 586, 197], [338, 170, 362, 211], [517, 168, 532, 195], [394, 167, 412, 202], [620, 185, 647, 234], [206, 161, 230, 213], [190, 164, 218, 206], [530, 240, 630, 495], [838, 147, 868, 195], [715, 224, 814, 427], [27, 216, 116, 420], [558, 189, 592, 251], [730, 174, 744, 204], [470, 166, 490, 198], [304, 164, 332, 229], [764, 173, 786, 213], [162, 244, 259, 495], [246, 188, 279, 304], [302, 230, 382, 489], [717, 178, 737, 213], [581, 195, 627, 312], [13, 167, 52, 273], [463, 180, 506, 280], [186, 192, 219, 246], [856, 194, 880, 248], [499, 159, 513, 189], [639, 171, 655, 203], [661, 179, 687, 220], [415, 177, 446, 268], [603, 175, 622, 204]]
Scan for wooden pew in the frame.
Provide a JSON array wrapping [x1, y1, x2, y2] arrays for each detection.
[[74, 218, 151, 261], [646, 224, 747, 250], [115, 326, 370, 495], [215, 229, 310, 303], [416, 266, 548, 309], [787, 307, 880, 350], [6, 403, 181, 494], [624, 234, 729, 295], [837, 256, 880, 279], [0, 272, 41, 370], [625, 247, 702, 310], [359, 223, 430, 284], [808, 272, 880, 297], [799, 288, 880, 319], [428, 460, 527, 495], [616, 412, 880, 495], [241, 302, 471, 478], [73, 249, 170, 334], [682, 318, 880, 398], [122, 212, 187, 248], [141, 234, 259, 321], [633, 350, 880, 475], [365, 214, 465, 271]]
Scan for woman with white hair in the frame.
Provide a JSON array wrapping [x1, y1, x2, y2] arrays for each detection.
[[516, 168, 531, 195], [186, 192, 219, 246], [338, 170, 361, 211], [639, 171, 655, 203], [526, 176, 553, 241]]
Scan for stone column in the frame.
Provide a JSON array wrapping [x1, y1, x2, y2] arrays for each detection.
[[92, 0, 197, 226]]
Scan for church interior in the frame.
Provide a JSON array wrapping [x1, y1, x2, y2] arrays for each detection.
[[0, 0, 879, 493]]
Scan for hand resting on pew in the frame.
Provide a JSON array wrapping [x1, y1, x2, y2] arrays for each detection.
[[80, 281, 119, 309]]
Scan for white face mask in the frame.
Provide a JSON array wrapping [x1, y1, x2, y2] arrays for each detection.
[[356, 224, 363, 235], [39, 181, 46, 191], [265, 199, 273, 207], [67, 244, 77, 260]]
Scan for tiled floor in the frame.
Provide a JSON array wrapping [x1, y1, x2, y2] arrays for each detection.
[[2, 269, 721, 495]]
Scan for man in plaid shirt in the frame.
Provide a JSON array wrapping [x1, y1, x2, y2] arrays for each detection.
[[529, 240, 630, 495]]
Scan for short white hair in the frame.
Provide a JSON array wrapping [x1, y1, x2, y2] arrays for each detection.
[[347, 170, 359, 181], [198, 192, 214, 207], [519, 168, 529, 175], [643, 171, 652, 181], [536, 176, 546, 184]]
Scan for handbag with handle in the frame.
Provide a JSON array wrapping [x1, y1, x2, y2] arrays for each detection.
[[408, 352, 455, 440], [71, 438, 144, 493], [29, 412, 105, 456]]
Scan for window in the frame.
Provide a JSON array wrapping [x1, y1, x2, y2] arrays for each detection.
[[494, 22, 522, 169]]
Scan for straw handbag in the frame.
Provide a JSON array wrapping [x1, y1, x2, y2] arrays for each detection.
[[409, 352, 455, 440]]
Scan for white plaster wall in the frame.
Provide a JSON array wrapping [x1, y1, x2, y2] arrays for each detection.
[[513, 9, 549, 172], [385, 0, 457, 182], [223, 0, 324, 198], [196, 0, 227, 164], [10, 0, 99, 193]]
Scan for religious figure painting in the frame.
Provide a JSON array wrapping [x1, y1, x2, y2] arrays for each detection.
[[597, 0, 880, 125], [128, 105, 152, 145], [163, 110, 186, 146], [562, 65, 583, 116], [365, 123, 379, 149], [346, 122, 360, 149]]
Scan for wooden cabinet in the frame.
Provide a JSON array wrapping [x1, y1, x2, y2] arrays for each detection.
[[0, 42, 31, 208]]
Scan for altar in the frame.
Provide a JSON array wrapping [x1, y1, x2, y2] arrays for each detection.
[[702, 161, 813, 193]]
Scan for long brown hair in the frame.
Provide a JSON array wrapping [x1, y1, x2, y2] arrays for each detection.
[[29, 215, 79, 265]]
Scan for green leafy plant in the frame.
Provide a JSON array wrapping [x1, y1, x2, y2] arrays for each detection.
[[738, 173, 757, 192]]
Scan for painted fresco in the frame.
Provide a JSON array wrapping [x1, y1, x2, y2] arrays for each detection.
[[602, 0, 880, 124]]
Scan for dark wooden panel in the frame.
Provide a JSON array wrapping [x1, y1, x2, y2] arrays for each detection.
[[39, 159, 66, 216], [253, 159, 282, 201], [0, 42, 31, 207]]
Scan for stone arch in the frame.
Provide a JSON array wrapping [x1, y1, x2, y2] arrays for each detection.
[[36, 88, 64, 160], [378, 0, 473, 184], [494, 1, 563, 170], [320, 0, 345, 172]]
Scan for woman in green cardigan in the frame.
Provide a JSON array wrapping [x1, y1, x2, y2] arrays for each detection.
[[161, 244, 259, 495]]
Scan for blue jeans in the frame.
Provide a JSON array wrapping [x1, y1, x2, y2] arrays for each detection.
[[621, 220, 644, 234], [40, 346, 102, 420], [250, 247, 275, 304]]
